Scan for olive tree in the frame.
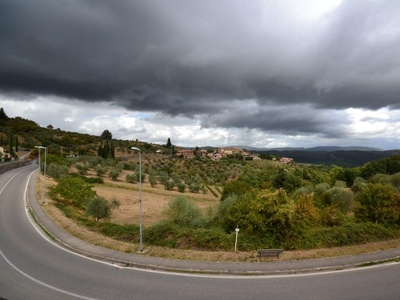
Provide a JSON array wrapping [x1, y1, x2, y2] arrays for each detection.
[[86, 196, 120, 222]]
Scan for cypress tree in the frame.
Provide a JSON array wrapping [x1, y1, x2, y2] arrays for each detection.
[[9, 132, 13, 155], [0, 108, 8, 120], [103, 140, 110, 158], [166, 137, 172, 148], [110, 142, 115, 158], [97, 144, 104, 157]]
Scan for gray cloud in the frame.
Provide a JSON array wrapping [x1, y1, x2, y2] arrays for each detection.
[[1, 0, 400, 141]]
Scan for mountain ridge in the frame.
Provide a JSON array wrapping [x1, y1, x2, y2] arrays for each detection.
[[198, 145, 384, 152]]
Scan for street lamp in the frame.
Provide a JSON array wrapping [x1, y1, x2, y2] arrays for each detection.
[[34, 145, 41, 172], [131, 147, 143, 252], [35, 146, 47, 204]]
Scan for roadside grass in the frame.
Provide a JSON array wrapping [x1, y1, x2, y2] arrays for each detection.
[[38, 173, 400, 262]]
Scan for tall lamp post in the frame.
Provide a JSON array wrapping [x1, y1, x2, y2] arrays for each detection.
[[35, 146, 47, 204], [131, 147, 143, 252], [35, 145, 41, 172]]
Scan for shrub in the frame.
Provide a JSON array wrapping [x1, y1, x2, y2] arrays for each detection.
[[98, 222, 139, 241], [84, 176, 104, 184], [297, 222, 397, 249], [220, 180, 252, 201], [144, 222, 180, 247], [351, 177, 367, 193], [292, 185, 314, 200], [158, 171, 169, 184], [162, 196, 206, 228], [94, 165, 108, 177], [149, 174, 157, 187], [334, 180, 347, 188], [76, 164, 89, 175], [115, 162, 125, 172], [321, 187, 354, 214], [188, 182, 200, 193], [314, 182, 330, 197], [46, 163, 69, 180], [49, 177, 96, 208], [177, 182, 186, 193], [126, 173, 136, 183], [122, 162, 137, 171], [174, 227, 231, 251], [354, 183, 400, 226], [86, 196, 120, 222], [294, 194, 320, 228], [320, 205, 346, 226], [164, 179, 175, 191], [388, 172, 400, 192], [108, 168, 120, 181]]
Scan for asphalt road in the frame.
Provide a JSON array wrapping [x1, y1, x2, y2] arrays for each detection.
[[1, 165, 400, 300]]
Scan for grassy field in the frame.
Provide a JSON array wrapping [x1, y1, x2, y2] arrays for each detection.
[[36, 171, 400, 262]]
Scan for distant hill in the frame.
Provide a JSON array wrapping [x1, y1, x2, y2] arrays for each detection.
[[195, 145, 395, 167], [230, 145, 383, 152], [2, 109, 398, 167], [253, 149, 400, 167]]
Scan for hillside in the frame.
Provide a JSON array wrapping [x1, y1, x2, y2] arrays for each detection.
[[1, 109, 399, 167], [255, 149, 400, 167]]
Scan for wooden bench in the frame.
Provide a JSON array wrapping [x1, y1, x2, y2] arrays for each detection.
[[257, 249, 283, 259]]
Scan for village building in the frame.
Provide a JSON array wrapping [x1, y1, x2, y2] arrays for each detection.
[[176, 149, 194, 159], [280, 157, 294, 164]]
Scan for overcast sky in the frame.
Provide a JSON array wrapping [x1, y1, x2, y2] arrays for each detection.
[[1, 0, 400, 149]]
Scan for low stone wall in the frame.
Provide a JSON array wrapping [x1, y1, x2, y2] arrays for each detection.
[[0, 160, 36, 175]]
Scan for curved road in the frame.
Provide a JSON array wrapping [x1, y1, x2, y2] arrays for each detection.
[[1, 166, 400, 300]]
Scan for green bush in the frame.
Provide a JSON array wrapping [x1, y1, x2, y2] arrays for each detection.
[[126, 173, 136, 183], [158, 171, 169, 184], [108, 168, 120, 181], [86, 196, 120, 222], [122, 162, 137, 171], [174, 227, 231, 251], [98, 222, 139, 242], [149, 173, 157, 187], [315, 182, 330, 196], [164, 179, 175, 191], [177, 182, 186, 193], [144, 222, 180, 247], [76, 164, 89, 175], [297, 222, 398, 249], [162, 196, 206, 228], [354, 183, 400, 226], [49, 177, 96, 208], [220, 180, 251, 201], [84, 177, 104, 184], [188, 182, 200, 193], [46, 163, 69, 180], [321, 187, 354, 213], [94, 165, 108, 176], [351, 177, 367, 193]]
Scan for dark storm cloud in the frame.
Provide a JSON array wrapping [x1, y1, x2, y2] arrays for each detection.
[[200, 104, 349, 138], [1, 0, 399, 136]]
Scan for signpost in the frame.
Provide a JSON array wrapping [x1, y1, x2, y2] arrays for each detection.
[[235, 227, 239, 252]]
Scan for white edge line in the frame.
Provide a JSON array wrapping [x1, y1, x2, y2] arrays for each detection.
[[21, 168, 400, 280], [0, 167, 98, 300]]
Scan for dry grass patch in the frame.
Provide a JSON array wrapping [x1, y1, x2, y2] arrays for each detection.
[[36, 173, 400, 263]]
